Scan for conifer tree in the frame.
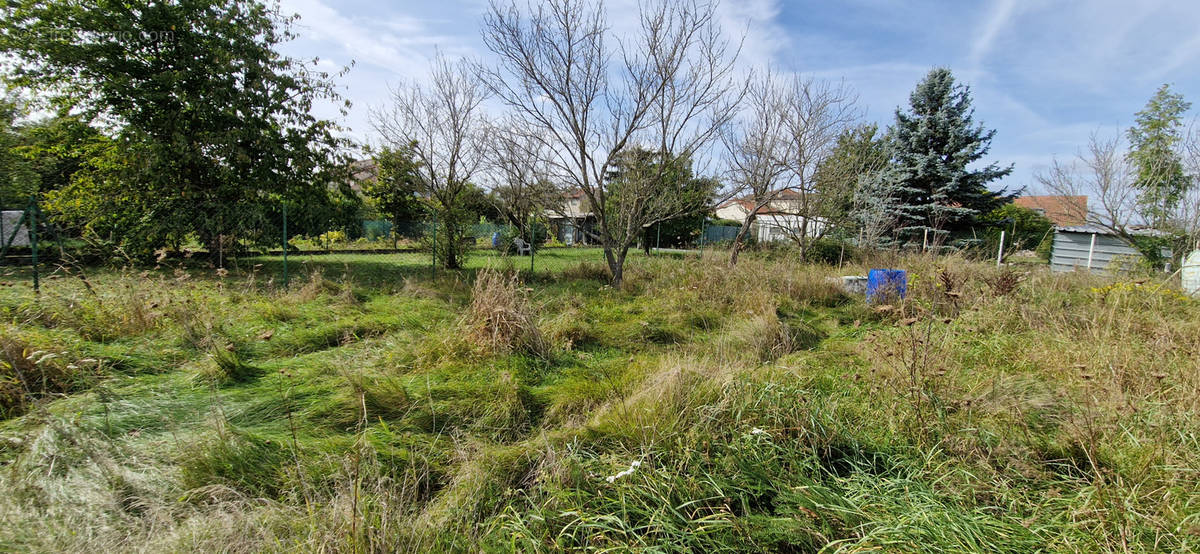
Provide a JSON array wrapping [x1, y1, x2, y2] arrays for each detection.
[[887, 68, 1013, 239]]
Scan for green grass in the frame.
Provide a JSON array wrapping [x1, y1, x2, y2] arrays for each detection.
[[242, 246, 647, 289], [0, 248, 1198, 552]]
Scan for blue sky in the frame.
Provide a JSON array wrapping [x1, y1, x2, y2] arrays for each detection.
[[277, 0, 1200, 193]]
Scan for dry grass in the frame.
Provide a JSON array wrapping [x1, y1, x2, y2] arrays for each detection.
[[2, 249, 1199, 552], [464, 268, 548, 357]]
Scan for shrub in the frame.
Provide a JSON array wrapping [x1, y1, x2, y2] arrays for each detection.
[[803, 237, 853, 265]]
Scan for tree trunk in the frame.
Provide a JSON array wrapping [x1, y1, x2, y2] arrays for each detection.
[[797, 217, 810, 260], [729, 215, 757, 266], [602, 243, 622, 286], [443, 219, 462, 269], [601, 239, 634, 287]]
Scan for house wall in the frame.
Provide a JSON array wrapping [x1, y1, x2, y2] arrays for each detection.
[[714, 203, 748, 222], [755, 214, 826, 243], [1050, 229, 1170, 273], [551, 217, 592, 245]]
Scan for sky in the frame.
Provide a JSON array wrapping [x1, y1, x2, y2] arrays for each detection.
[[275, 0, 1200, 194]]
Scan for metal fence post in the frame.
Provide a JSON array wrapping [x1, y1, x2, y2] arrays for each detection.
[[528, 215, 535, 274], [29, 197, 39, 295], [282, 201, 289, 288]]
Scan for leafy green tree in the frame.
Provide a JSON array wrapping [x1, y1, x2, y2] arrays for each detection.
[[15, 111, 110, 196], [813, 123, 890, 235], [605, 148, 716, 252], [978, 203, 1053, 256], [364, 143, 427, 226], [458, 185, 502, 224], [0, 94, 35, 207], [1, 0, 352, 259], [1126, 84, 1192, 228], [887, 68, 1014, 240]]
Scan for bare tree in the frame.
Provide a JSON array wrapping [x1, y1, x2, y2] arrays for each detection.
[[720, 71, 788, 265], [479, 0, 741, 285], [1040, 130, 1200, 266], [853, 166, 904, 247], [371, 54, 489, 269], [720, 73, 858, 264], [1036, 132, 1139, 234], [1178, 124, 1200, 248], [774, 77, 860, 254], [484, 119, 559, 240]]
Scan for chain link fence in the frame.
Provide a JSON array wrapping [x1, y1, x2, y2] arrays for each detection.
[[700, 223, 741, 246], [1, 196, 649, 293]]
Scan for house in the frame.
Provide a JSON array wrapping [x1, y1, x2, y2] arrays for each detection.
[[546, 189, 595, 245], [1050, 226, 1171, 273], [347, 159, 378, 193], [715, 190, 826, 243], [1014, 195, 1087, 226]]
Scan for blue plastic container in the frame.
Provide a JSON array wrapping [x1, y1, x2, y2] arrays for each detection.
[[866, 269, 907, 302]]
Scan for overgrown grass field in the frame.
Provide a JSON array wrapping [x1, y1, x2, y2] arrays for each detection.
[[1, 248, 1198, 552]]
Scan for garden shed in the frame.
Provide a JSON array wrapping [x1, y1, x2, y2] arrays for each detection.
[[1050, 226, 1171, 273]]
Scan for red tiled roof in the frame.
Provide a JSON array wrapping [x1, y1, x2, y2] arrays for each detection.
[[1014, 195, 1087, 226], [718, 197, 796, 216]]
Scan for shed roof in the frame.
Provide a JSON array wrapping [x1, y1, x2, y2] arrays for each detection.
[[1054, 225, 1170, 237]]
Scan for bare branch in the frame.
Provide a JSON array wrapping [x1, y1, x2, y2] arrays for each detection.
[[479, 0, 741, 284]]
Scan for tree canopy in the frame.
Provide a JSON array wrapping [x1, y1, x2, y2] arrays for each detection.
[[886, 68, 1014, 238], [363, 143, 427, 225], [1126, 84, 1192, 228], [814, 123, 890, 235], [1, 0, 354, 257], [605, 147, 717, 249]]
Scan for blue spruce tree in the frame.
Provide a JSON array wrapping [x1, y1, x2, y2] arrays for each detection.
[[887, 68, 1014, 241]]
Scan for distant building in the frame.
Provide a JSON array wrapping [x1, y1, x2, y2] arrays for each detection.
[[1050, 226, 1171, 273], [1014, 195, 1087, 226], [546, 189, 595, 245], [347, 159, 378, 193], [715, 190, 825, 243]]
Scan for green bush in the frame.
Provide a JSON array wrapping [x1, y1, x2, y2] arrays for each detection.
[[803, 237, 853, 265]]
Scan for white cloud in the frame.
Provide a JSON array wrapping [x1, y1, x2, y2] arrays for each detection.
[[270, 0, 1200, 190], [969, 0, 1018, 67]]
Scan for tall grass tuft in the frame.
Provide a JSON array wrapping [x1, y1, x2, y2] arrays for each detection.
[[0, 329, 100, 418], [465, 269, 548, 357]]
